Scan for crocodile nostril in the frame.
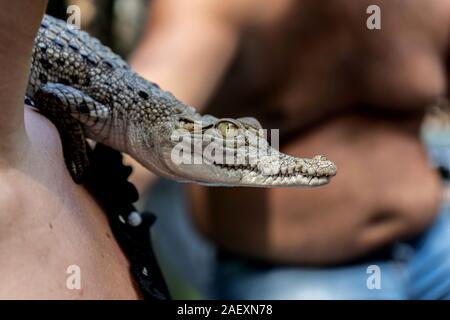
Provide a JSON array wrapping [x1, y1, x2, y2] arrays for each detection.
[[323, 163, 337, 176]]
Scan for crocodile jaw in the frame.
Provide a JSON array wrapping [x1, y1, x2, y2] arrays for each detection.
[[163, 152, 337, 187]]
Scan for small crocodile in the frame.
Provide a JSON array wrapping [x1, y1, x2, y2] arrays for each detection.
[[26, 15, 337, 187]]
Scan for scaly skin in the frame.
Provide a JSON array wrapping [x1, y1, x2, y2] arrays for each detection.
[[26, 15, 337, 187]]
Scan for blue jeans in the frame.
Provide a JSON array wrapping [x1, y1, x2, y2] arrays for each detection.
[[147, 179, 450, 300], [214, 205, 450, 299]]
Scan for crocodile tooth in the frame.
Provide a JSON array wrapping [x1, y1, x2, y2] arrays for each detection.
[[248, 171, 257, 177], [310, 177, 320, 185], [318, 177, 328, 184], [265, 177, 274, 184]]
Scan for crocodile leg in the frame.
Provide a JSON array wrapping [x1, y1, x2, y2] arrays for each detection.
[[34, 83, 109, 183]]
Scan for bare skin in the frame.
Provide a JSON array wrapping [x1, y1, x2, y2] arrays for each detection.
[[130, 0, 448, 264], [0, 1, 140, 299]]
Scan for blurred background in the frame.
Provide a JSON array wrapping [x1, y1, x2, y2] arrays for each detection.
[[47, 0, 450, 299]]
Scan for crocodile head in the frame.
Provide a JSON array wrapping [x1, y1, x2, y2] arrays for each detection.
[[130, 104, 337, 188]]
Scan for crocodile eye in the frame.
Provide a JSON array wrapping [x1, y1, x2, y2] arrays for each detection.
[[217, 121, 239, 138]]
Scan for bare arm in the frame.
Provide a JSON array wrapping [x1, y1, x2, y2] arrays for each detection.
[[0, 2, 140, 298], [0, 0, 47, 164], [130, 0, 240, 108]]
